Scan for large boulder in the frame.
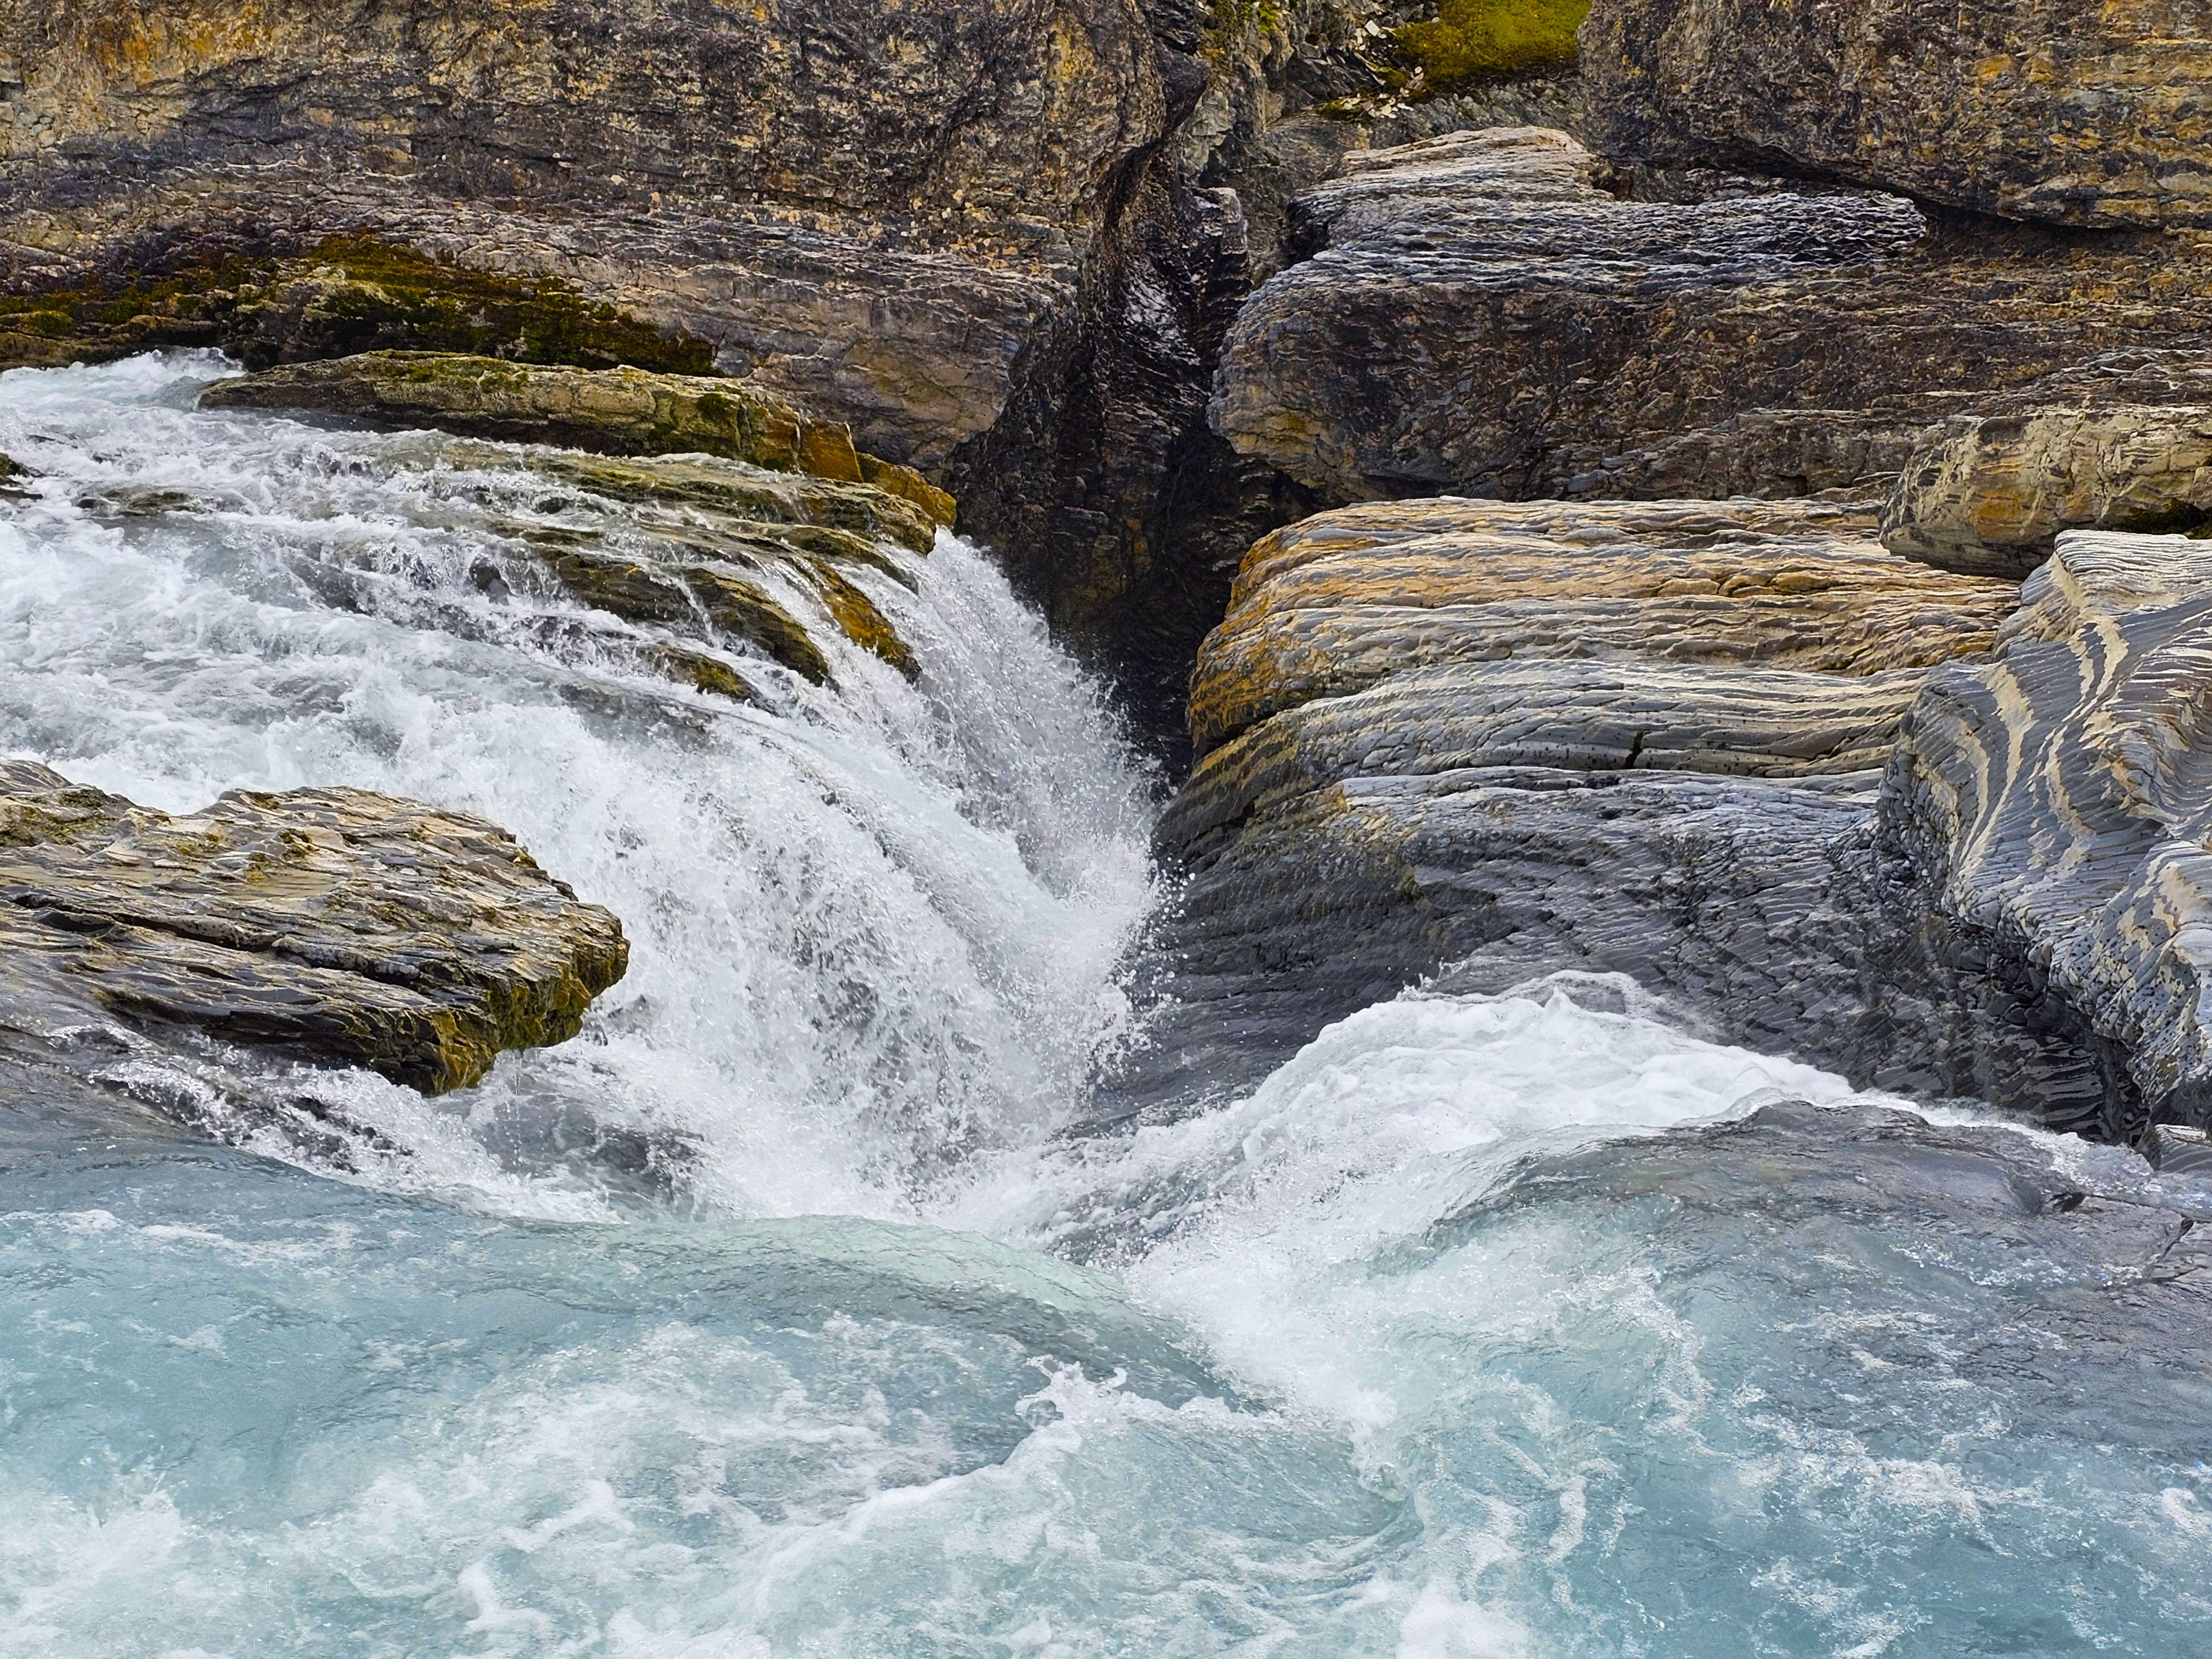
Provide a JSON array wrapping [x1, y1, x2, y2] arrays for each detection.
[[1579, 0, 2212, 231], [0, 761, 628, 1094], [1211, 127, 2212, 509], [1882, 530, 2212, 1131]]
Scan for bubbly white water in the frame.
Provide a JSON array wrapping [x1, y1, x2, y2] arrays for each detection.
[[2, 357, 2208, 1658]]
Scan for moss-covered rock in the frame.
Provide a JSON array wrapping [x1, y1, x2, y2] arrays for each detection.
[[200, 352, 846, 470], [1394, 1, 1589, 95], [0, 238, 716, 377]]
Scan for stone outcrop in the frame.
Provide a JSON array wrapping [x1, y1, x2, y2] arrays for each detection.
[[1882, 531, 2212, 1132], [197, 352, 957, 523], [1212, 127, 2212, 510], [1136, 494, 2212, 1141], [1579, 0, 2212, 230], [1877, 351, 2212, 575], [0, 0, 1460, 742], [0, 760, 628, 1093], [1129, 495, 2020, 1112], [1190, 495, 2013, 755]]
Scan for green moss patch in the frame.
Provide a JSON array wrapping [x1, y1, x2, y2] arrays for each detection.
[[1394, 1, 1589, 93]]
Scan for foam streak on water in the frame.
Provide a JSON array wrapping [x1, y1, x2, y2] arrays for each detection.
[[1, 357, 2208, 1658]]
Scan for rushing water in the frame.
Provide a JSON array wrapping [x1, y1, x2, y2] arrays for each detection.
[[2, 355, 2209, 1657]]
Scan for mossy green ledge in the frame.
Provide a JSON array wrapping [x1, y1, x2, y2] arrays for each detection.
[[197, 352, 958, 527], [0, 760, 629, 1094]]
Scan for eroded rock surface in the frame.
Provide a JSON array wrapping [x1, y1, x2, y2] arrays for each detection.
[[1191, 497, 2015, 755], [1879, 353, 2212, 575], [1212, 128, 2212, 508], [1580, 0, 2212, 230], [0, 760, 628, 1094], [1140, 497, 2212, 1141], [1133, 495, 2017, 1112], [1882, 531, 2212, 1132]]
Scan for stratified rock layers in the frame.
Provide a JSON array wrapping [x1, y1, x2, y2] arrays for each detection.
[[1580, 0, 2212, 229], [0, 761, 628, 1092], [1144, 497, 2212, 1140], [1212, 128, 2212, 508]]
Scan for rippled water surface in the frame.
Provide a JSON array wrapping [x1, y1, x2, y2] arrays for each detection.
[[2, 357, 2208, 1657]]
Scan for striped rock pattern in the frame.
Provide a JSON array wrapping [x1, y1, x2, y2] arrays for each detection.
[[1884, 405, 2212, 577], [1136, 499, 2212, 1139], [1190, 497, 2016, 755], [1126, 498, 2020, 1115], [1884, 531, 2212, 1133]]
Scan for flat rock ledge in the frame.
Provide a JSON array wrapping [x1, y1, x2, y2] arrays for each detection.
[[1212, 127, 2212, 509], [0, 761, 628, 1094], [1136, 495, 2212, 1142], [1881, 352, 2212, 576], [199, 353, 958, 527]]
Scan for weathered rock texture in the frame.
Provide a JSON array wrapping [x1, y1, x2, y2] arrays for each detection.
[[1212, 127, 2212, 510], [1877, 351, 2212, 575], [198, 352, 957, 523], [1139, 499, 2212, 1141], [0, 0, 1306, 734], [1190, 495, 2013, 754], [1885, 531, 2212, 1131], [0, 760, 628, 1093], [1580, 0, 2212, 229]]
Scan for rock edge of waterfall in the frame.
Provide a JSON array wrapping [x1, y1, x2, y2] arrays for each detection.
[[7, 1, 2212, 1146]]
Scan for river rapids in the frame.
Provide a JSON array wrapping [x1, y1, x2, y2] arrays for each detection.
[[1, 354, 2208, 1657]]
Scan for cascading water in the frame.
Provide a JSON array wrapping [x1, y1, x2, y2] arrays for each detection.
[[2, 354, 2208, 1658]]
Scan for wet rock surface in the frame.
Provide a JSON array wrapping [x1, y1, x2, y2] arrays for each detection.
[[1133, 495, 2010, 1112], [1136, 494, 2212, 1141], [1580, 0, 2212, 231], [1212, 128, 2212, 509], [0, 760, 629, 1095]]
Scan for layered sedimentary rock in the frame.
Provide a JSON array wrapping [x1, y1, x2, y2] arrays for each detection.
[[199, 352, 957, 522], [1212, 128, 2212, 508], [1191, 496, 2013, 754], [1877, 352, 2212, 575], [0, 0, 1282, 723], [1133, 495, 2018, 1109], [1143, 493, 2212, 1140], [0, 760, 627, 1093], [1882, 531, 2212, 1132], [1580, 0, 2212, 230]]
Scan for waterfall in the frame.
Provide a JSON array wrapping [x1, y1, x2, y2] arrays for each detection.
[[2, 354, 2206, 1659]]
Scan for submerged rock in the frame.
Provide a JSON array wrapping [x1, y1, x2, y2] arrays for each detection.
[[1212, 128, 2212, 508], [0, 761, 628, 1094], [1580, 0, 2212, 230]]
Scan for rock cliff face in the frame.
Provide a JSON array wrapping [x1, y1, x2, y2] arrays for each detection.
[[0, 0, 1261, 731], [1139, 495, 2212, 1141], [1579, 0, 2212, 230], [1212, 127, 2212, 509], [0, 760, 627, 1094]]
